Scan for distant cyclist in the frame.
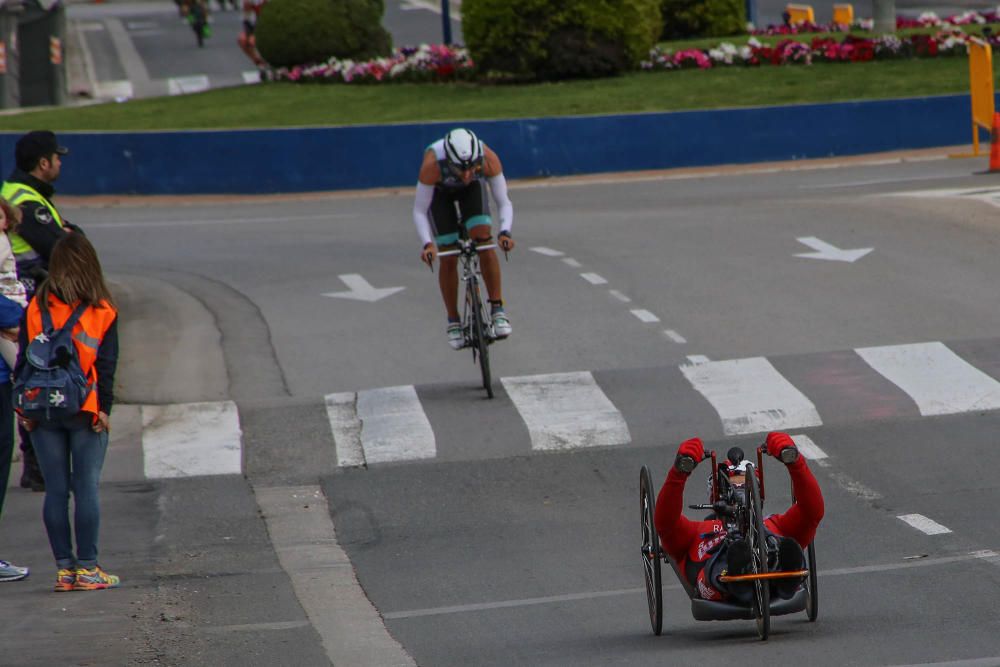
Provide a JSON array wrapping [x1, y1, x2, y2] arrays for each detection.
[[413, 128, 515, 350]]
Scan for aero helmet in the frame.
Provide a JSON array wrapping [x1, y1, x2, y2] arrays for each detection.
[[443, 128, 483, 172]]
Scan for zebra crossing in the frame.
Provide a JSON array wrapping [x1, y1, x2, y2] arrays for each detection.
[[113, 337, 1000, 477]]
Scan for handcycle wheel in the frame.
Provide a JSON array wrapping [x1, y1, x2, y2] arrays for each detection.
[[805, 541, 818, 622], [469, 277, 493, 398], [639, 465, 663, 635], [744, 463, 770, 641]]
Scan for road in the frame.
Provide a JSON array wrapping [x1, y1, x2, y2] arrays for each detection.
[[4, 148, 1000, 665]]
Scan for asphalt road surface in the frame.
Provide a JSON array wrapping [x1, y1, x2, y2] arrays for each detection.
[[4, 149, 1000, 665]]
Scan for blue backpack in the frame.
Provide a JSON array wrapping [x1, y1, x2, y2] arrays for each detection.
[[13, 301, 91, 422]]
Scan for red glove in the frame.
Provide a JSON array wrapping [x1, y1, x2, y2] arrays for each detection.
[[676, 438, 704, 470], [766, 432, 797, 461]]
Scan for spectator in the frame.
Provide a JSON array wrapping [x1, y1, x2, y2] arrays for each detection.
[[15, 234, 120, 592], [0, 197, 28, 583], [2, 130, 83, 493]]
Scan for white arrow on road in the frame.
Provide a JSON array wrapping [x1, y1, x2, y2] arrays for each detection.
[[794, 236, 873, 263], [323, 274, 405, 302]]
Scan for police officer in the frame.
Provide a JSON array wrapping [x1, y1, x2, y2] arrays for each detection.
[[1, 130, 85, 492]]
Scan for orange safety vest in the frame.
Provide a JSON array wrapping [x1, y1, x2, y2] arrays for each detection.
[[25, 294, 117, 417]]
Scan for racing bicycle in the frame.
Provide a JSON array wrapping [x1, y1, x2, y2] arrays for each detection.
[[436, 237, 500, 398], [639, 444, 818, 641]]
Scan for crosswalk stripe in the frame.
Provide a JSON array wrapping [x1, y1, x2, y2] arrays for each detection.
[[355, 385, 436, 464], [142, 401, 242, 478], [790, 433, 827, 460], [326, 392, 365, 467], [501, 371, 630, 451], [855, 342, 1000, 415], [897, 513, 952, 535], [681, 357, 822, 435]]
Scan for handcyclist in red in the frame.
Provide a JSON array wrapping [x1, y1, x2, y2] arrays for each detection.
[[654, 432, 824, 603]]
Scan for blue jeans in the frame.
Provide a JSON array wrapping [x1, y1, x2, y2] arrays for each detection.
[[30, 418, 108, 570]]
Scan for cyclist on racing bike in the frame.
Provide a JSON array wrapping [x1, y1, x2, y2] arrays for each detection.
[[655, 432, 824, 603], [413, 128, 515, 350]]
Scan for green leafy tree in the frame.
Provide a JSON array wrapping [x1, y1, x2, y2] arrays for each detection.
[[256, 0, 392, 68], [660, 0, 745, 39], [463, 0, 662, 81]]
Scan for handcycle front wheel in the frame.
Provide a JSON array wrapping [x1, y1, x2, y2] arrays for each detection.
[[745, 463, 770, 641], [468, 277, 493, 398], [639, 465, 663, 635], [805, 541, 818, 622]]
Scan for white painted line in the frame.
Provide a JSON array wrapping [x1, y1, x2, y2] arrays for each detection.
[[256, 486, 416, 666], [501, 372, 630, 451], [681, 357, 822, 436], [168, 75, 210, 95], [357, 385, 435, 463], [384, 550, 996, 620], [562, 258, 582, 268], [242, 70, 262, 84], [105, 18, 152, 90], [142, 401, 242, 478], [608, 290, 631, 303], [890, 657, 1000, 667], [630, 309, 660, 323], [856, 342, 1000, 415], [529, 246, 564, 257], [686, 355, 710, 365], [663, 329, 687, 344], [897, 514, 952, 535], [580, 272, 607, 285], [95, 80, 133, 100], [790, 433, 827, 460], [325, 392, 364, 467]]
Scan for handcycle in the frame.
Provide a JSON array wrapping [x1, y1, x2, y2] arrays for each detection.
[[435, 231, 506, 398], [639, 444, 818, 640]]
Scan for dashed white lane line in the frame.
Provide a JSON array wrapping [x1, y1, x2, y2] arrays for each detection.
[[898, 514, 953, 535], [686, 355, 710, 365], [856, 342, 1000, 415], [608, 290, 631, 302], [630, 309, 660, 323], [142, 401, 242, 478], [562, 258, 582, 268], [681, 357, 822, 435], [663, 329, 686, 344], [501, 371, 631, 451], [529, 246, 564, 257], [580, 272, 607, 285]]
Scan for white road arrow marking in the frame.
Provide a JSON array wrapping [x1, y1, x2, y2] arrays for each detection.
[[323, 274, 405, 302], [795, 236, 872, 263]]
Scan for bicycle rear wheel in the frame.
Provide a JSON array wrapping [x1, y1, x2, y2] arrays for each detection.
[[468, 277, 493, 398], [745, 464, 770, 640], [639, 466, 663, 635]]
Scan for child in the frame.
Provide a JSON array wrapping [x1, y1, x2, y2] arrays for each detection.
[[0, 198, 27, 368]]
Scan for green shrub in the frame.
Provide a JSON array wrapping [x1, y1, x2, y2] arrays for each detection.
[[463, 0, 662, 81], [256, 0, 392, 68], [660, 0, 746, 39]]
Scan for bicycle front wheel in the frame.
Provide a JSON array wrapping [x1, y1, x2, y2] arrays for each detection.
[[745, 464, 770, 640], [469, 277, 493, 398]]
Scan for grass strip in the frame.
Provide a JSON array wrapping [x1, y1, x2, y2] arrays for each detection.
[[1, 57, 971, 131]]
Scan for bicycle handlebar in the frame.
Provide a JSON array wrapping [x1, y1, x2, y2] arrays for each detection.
[[436, 242, 498, 257], [675, 451, 711, 474], [755, 443, 800, 464]]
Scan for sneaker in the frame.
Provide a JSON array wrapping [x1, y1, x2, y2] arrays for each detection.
[[447, 322, 463, 350], [0, 560, 29, 583], [492, 309, 512, 337], [54, 568, 75, 592], [73, 566, 120, 591]]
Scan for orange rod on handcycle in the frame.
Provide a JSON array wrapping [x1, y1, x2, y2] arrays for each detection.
[[718, 569, 808, 582]]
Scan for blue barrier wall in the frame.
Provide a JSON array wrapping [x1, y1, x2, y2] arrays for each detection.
[[0, 94, 978, 195]]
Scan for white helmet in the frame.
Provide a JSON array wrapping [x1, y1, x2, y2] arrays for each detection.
[[443, 128, 483, 171]]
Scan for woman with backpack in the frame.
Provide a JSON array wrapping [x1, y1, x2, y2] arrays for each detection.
[[14, 234, 120, 591]]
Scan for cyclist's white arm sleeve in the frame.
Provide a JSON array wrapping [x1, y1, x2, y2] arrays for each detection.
[[488, 173, 514, 235], [412, 182, 435, 246]]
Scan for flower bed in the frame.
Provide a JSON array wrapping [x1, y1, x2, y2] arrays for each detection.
[[272, 10, 1000, 83], [272, 44, 475, 84]]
